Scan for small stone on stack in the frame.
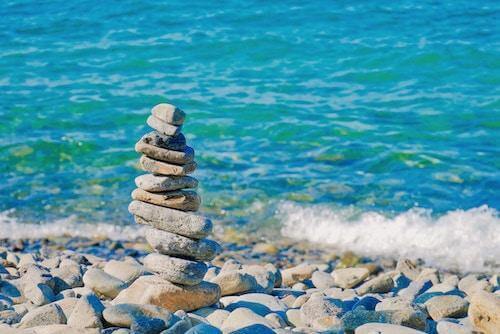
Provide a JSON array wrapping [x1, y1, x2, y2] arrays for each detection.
[[120, 103, 221, 311]]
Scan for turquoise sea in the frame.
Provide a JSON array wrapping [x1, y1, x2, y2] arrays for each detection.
[[1, 1, 499, 270]]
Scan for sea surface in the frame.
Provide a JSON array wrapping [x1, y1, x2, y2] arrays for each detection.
[[1, 0, 499, 271]]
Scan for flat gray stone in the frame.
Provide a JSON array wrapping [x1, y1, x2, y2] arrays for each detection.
[[142, 253, 207, 286], [331, 267, 369, 289], [311, 271, 336, 289], [139, 155, 196, 176], [151, 103, 185, 125], [138, 131, 186, 151], [18, 303, 66, 328], [129, 200, 212, 239], [67, 293, 104, 329], [424, 295, 469, 320], [147, 115, 180, 136], [356, 274, 394, 295], [135, 174, 198, 193], [221, 307, 273, 332], [102, 303, 173, 327], [82, 268, 126, 299], [135, 140, 194, 165], [103, 260, 145, 284], [145, 227, 221, 261], [355, 323, 426, 333], [131, 188, 200, 211]]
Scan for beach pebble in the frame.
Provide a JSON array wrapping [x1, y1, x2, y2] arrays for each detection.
[[130, 316, 167, 334], [137, 131, 186, 152], [67, 293, 104, 329], [139, 155, 195, 176], [51, 265, 83, 290], [131, 188, 200, 211], [458, 274, 492, 296], [144, 227, 221, 261], [103, 260, 145, 284], [225, 293, 286, 316], [468, 290, 500, 334], [24, 283, 55, 306], [186, 323, 222, 334], [82, 268, 126, 299], [146, 115, 180, 136], [331, 267, 370, 289], [112, 275, 220, 312], [54, 297, 79, 320], [300, 296, 344, 328], [311, 271, 336, 289], [135, 174, 198, 193], [211, 271, 257, 296], [205, 309, 230, 328], [355, 323, 426, 333], [151, 103, 185, 125], [143, 253, 207, 286], [102, 303, 172, 328], [436, 320, 475, 334], [18, 303, 66, 328], [281, 264, 316, 287], [221, 307, 273, 332], [264, 313, 287, 328], [356, 274, 394, 295], [424, 295, 469, 320], [163, 318, 192, 333], [129, 200, 212, 239], [135, 141, 194, 165], [396, 259, 420, 281], [240, 265, 276, 293]]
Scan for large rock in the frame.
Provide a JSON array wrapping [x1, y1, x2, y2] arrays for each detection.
[[211, 271, 257, 296], [395, 259, 420, 280], [102, 260, 145, 284], [18, 303, 66, 328], [82, 268, 126, 299], [135, 174, 198, 193], [356, 274, 394, 295], [331, 267, 369, 289], [112, 275, 220, 312], [67, 294, 104, 329], [355, 323, 426, 333], [135, 140, 194, 165], [144, 228, 221, 261], [129, 200, 212, 239], [281, 264, 317, 287], [239, 265, 275, 294], [146, 115, 180, 136], [424, 295, 468, 320], [138, 131, 186, 151], [300, 296, 344, 329], [102, 303, 173, 327], [132, 188, 200, 211], [142, 253, 207, 286], [139, 155, 196, 176], [468, 290, 500, 334], [311, 271, 336, 289], [151, 103, 185, 125]]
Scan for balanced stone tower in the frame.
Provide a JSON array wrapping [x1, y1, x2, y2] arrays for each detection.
[[115, 103, 221, 311]]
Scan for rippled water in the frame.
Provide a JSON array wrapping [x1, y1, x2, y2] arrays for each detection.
[[1, 0, 499, 269]]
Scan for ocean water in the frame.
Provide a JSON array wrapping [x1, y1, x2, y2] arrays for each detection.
[[1, 0, 499, 271]]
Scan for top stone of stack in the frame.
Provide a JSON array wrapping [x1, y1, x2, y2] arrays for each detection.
[[146, 103, 186, 136]]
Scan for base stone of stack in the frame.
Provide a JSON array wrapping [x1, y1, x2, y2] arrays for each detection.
[[129, 200, 212, 239], [112, 275, 220, 312], [135, 174, 198, 192], [132, 188, 200, 211], [140, 155, 196, 176], [139, 131, 186, 151], [144, 227, 221, 261], [142, 253, 207, 286], [135, 141, 194, 165], [146, 115, 180, 136]]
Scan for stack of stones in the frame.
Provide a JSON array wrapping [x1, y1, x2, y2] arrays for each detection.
[[125, 103, 221, 310]]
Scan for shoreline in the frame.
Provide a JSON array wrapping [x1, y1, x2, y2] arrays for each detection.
[[0, 235, 498, 333]]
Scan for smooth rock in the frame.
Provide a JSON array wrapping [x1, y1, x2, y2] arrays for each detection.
[[18, 303, 66, 328], [186, 323, 222, 334], [51, 265, 83, 290], [163, 318, 191, 333], [424, 295, 468, 320], [112, 275, 220, 312], [211, 271, 257, 296], [225, 293, 287, 317], [135, 174, 198, 193], [130, 317, 167, 334], [29, 324, 100, 334], [144, 228, 221, 261], [129, 201, 212, 239], [436, 321, 475, 334], [355, 323, 426, 333], [281, 264, 317, 287], [139, 155, 196, 176], [135, 139, 194, 164], [300, 296, 344, 328], [468, 290, 500, 334], [24, 283, 55, 306], [146, 115, 180, 136], [240, 265, 275, 293], [331, 267, 370, 289], [67, 293, 104, 329], [396, 259, 420, 281], [102, 303, 172, 327], [285, 309, 303, 328], [342, 308, 427, 332], [311, 271, 336, 289], [459, 275, 492, 296], [398, 279, 432, 300], [142, 253, 207, 286], [103, 260, 145, 284], [132, 188, 200, 211], [205, 309, 230, 328], [265, 313, 287, 329], [54, 297, 79, 320], [221, 307, 273, 332], [151, 103, 185, 125], [82, 268, 126, 299], [356, 274, 394, 295], [138, 132, 186, 152]]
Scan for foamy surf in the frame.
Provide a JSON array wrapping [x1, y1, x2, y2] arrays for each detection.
[[279, 201, 500, 273], [0, 209, 143, 241]]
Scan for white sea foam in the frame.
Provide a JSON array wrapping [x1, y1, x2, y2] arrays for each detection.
[[0, 210, 142, 241], [279, 202, 500, 273]]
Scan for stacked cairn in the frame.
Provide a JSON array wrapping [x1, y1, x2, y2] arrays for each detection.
[[123, 103, 221, 311]]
